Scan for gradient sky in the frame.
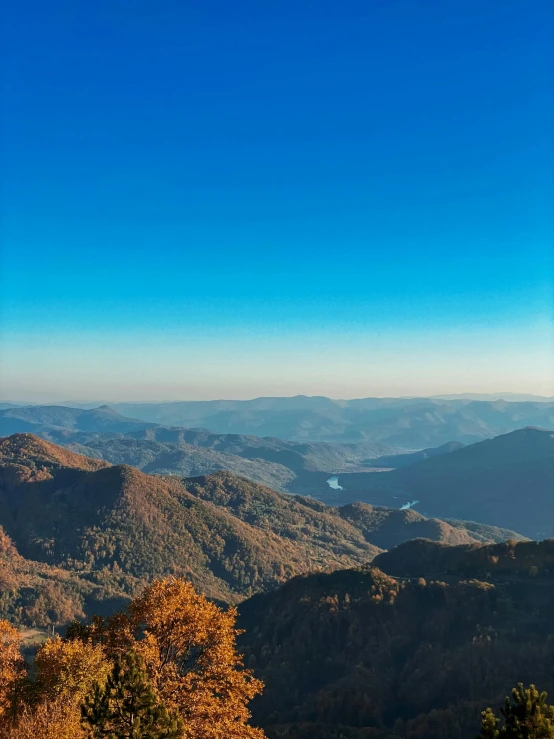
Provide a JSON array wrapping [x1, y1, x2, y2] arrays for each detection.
[[1, 0, 553, 401]]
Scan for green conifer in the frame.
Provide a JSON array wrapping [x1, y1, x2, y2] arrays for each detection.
[[81, 651, 182, 739], [478, 684, 554, 738]]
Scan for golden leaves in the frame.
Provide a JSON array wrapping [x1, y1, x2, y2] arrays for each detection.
[[0, 620, 25, 721], [0, 579, 266, 739], [129, 578, 265, 738], [34, 636, 110, 701]]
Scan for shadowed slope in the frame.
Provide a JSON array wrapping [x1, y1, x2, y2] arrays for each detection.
[[0, 435, 528, 627], [238, 541, 554, 739], [335, 427, 554, 538]]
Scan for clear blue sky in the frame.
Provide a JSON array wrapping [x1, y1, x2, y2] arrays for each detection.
[[1, 0, 553, 400]]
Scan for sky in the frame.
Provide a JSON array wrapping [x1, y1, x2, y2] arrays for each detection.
[[1, 0, 553, 401]]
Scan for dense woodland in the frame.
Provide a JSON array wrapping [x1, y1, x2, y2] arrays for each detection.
[[238, 549, 554, 738], [0, 433, 519, 627], [0, 433, 553, 737], [2, 557, 553, 738]]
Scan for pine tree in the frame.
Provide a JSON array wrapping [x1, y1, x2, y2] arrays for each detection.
[[81, 651, 182, 739], [478, 684, 554, 738]]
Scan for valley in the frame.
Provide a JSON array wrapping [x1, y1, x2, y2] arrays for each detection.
[[1, 401, 552, 537]]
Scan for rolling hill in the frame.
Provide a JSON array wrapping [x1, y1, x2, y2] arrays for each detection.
[[0, 434, 520, 626], [364, 440, 465, 469], [0, 404, 157, 436], [0, 405, 398, 492], [373, 536, 554, 579], [4, 396, 554, 447], [0, 435, 379, 609]]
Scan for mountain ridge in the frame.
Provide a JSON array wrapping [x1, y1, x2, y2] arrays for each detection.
[[328, 427, 554, 538], [237, 539, 554, 739], [0, 434, 522, 626], [3, 398, 553, 447]]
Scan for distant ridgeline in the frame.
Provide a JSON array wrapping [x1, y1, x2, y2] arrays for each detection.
[[2, 395, 554, 446], [0, 403, 553, 538]]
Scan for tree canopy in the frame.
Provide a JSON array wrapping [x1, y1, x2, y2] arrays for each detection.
[[0, 578, 265, 739]]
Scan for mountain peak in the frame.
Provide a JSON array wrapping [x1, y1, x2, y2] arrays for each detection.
[[0, 433, 110, 473]]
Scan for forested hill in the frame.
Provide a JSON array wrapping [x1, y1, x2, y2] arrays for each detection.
[[0, 404, 158, 435], [238, 542, 554, 739], [0, 434, 522, 626], [333, 427, 554, 538], [0, 435, 378, 616], [373, 537, 554, 579]]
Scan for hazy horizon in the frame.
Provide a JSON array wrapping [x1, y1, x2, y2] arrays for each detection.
[[1, 390, 553, 406]]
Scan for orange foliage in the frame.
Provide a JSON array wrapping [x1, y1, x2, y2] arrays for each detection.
[[0, 578, 266, 738], [34, 635, 109, 700], [129, 578, 265, 738], [0, 620, 25, 723], [6, 695, 85, 739]]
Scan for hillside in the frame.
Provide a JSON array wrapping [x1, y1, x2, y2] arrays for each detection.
[[335, 502, 484, 549], [0, 524, 130, 625], [182, 477, 487, 550], [373, 537, 554, 579], [0, 434, 519, 626], [0, 406, 399, 496], [59, 429, 395, 488], [238, 541, 554, 739], [63, 434, 298, 492], [365, 440, 465, 469], [335, 427, 554, 538], [0, 435, 383, 612]]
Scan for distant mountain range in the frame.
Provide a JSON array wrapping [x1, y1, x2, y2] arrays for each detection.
[[1, 406, 552, 539], [0, 404, 398, 493], [2, 396, 554, 446], [0, 404, 158, 435], [431, 392, 554, 401], [0, 434, 523, 626]]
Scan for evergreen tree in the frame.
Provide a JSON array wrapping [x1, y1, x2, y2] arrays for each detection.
[[81, 652, 182, 739], [478, 684, 554, 739]]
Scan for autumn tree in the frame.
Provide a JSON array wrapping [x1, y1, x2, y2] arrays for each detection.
[[34, 635, 110, 701], [128, 578, 265, 739], [7, 695, 83, 739], [81, 651, 181, 739], [2, 578, 264, 739], [478, 683, 554, 738], [0, 620, 25, 725], [6, 633, 111, 739]]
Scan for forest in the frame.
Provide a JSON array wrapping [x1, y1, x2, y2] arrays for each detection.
[[1, 437, 553, 737], [1, 570, 554, 738]]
